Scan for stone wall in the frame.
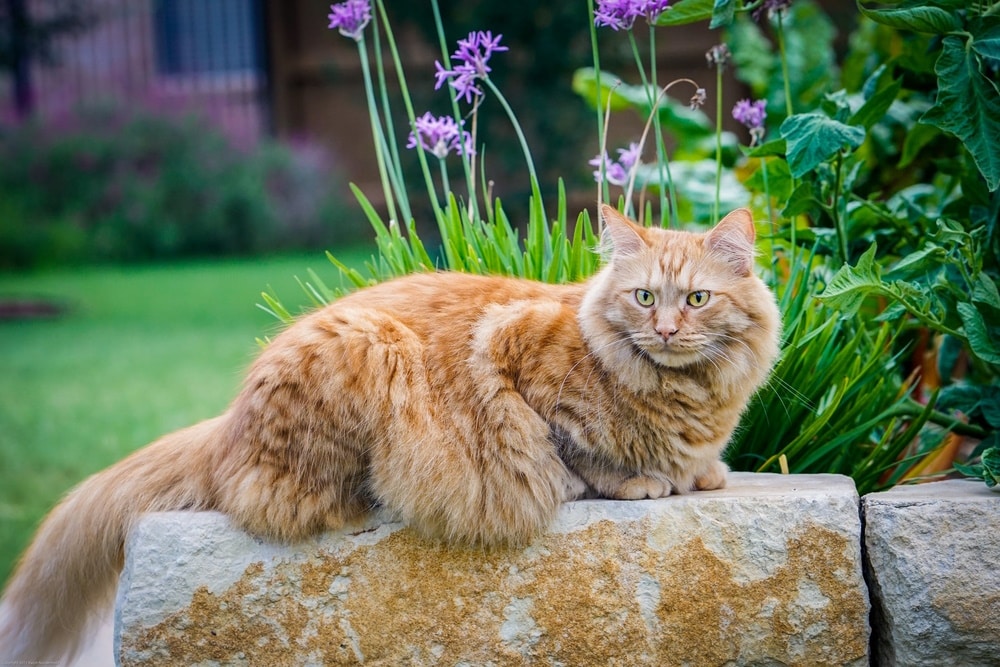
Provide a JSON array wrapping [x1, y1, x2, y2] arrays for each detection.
[[113, 473, 998, 666]]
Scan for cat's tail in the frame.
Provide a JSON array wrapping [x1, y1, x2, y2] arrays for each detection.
[[0, 415, 224, 665]]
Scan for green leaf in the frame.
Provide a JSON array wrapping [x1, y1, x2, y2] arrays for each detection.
[[818, 243, 881, 315], [849, 77, 903, 130], [973, 273, 1000, 312], [982, 447, 1000, 487], [654, 0, 714, 26], [709, 0, 736, 28], [899, 123, 941, 168], [971, 24, 1000, 68], [958, 301, 1000, 365], [857, 1, 962, 34], [921, 35, 1000, 191], [779, 113, 866, 178]]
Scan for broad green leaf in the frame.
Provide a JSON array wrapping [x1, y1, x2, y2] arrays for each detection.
[[710, 0, 736, 28], [971, 24, 1000, 67], [899, 123, 940, 168], [818, 243, 881, 315], [973, 273, 1000, 312], [921, 35, 1000, 191], [779, 113, 866, 178], [857, 1, 962, 34], [746, 138, 787, 158], [654, 0, 713, 26], [958, 301, 1000, 365], [885, 244, 946, 280]]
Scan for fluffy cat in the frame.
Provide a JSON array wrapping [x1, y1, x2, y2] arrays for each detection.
[[0, 205, 780, 663]]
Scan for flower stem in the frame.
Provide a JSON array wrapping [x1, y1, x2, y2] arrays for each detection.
[[587, 0, 610, 207], [373, 0, 442, 223], [483, 77, 543, 215], [430, 0, 479, 220], [714, 59, 723, 224], [776, 10, 794, 118], [356, 36, 400, 223], [647, 26, 677, 227], [628, 30, 672, 226], [370, 21, 412, 223]]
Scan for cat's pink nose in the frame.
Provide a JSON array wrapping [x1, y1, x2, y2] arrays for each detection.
[[657, 326, 679, 340]]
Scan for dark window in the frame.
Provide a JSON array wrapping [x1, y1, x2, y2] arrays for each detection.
[[153, 0, 264, 75]]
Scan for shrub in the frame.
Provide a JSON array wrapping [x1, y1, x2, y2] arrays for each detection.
[[0, 104, 359, 269]]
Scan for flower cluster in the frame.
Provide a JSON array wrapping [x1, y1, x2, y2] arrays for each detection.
[[327, 0, 371, 41], [753, 0, 794, 22], [594, 0, 671, 31], [589, 142, 642, 186], [732, 98, 767, 145], [406, 113, 474, 159], [434, 31, 508, 105]]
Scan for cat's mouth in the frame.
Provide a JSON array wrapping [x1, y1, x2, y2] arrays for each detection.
[[631, 335, 705, 368]]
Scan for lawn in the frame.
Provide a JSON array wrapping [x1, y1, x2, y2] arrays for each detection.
[[0, 248, 372, 587]]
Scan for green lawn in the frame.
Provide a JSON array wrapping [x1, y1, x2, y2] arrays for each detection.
[[0, 249, 372, 587]]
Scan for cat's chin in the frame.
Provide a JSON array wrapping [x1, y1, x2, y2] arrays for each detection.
[[642, 347, 705, 369]]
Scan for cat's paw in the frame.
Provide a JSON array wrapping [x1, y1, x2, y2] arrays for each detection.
[[611, 475, 672, 500], [694, 460, 728, 491]]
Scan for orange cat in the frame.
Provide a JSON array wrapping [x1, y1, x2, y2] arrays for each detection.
[[0, 205, 780, 663]]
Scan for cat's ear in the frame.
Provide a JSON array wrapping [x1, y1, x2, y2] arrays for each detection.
[[600, 204, 645, 258], [705, 208, 756, 277]]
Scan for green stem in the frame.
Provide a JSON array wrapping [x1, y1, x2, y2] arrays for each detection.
[[371, 21, 411, 224], [628, 31, 671, 225], [483, 77, 542, 210], [832, 151, 848, 264], [760, 156, 778, 291], [430, 0, 479, 220], [587, 0, 610, 206], [438, 158, 451, 203], [373, 0, 442, 224], [902, 400, 989, 439], [714, 61, 723, 224], [647, 26, 677, 227], [356, 36, 399, 224], [776, 10, 794, 119]]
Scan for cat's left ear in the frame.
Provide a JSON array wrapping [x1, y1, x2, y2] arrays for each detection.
[[705, 208, 756, 277]]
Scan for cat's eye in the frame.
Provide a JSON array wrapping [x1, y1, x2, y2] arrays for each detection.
[[687, 290, 710, 307], [634, 289, 655, 307]]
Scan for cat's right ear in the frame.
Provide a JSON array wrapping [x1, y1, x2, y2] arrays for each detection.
[[600, 204, 645, 258]]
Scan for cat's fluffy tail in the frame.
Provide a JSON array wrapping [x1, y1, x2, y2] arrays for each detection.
[[0, 416, 223, 664]]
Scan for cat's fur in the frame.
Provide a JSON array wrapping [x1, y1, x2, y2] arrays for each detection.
[[0, 205, 780, 663]]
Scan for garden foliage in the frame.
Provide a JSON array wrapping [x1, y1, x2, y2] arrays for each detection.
[[0, 105, 356, 268], [273, 0, 999, 492]]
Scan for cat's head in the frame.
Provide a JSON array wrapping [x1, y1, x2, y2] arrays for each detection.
[[585, 205, 779, 373]]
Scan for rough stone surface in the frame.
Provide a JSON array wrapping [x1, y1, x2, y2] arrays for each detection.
[[115, 472, 869, 666], [863, 479, 1000, 667]]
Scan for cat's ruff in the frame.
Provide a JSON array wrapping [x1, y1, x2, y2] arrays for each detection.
[[0, 206, 781, 664]]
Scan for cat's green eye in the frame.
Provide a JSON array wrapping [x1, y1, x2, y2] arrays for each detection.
[[687, 290, 710, 307], [634, 289, 655, 307]]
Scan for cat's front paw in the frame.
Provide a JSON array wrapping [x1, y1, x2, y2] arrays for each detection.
[[694, 460, 728, 491], [611, 475, 672, 500]]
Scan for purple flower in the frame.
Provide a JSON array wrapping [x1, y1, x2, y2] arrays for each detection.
[[732, 99, 767, 145], [434, 31, 508, 105], [594, 0, 671, 31], [753, 0, 793, 21], [406, 112, 474, 159], [590, 142, 642, 186], [327, 0, 371, 41]]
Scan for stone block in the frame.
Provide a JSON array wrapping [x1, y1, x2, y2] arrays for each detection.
[[863, 479, 1000, 666], [115, 472, 869, 666]]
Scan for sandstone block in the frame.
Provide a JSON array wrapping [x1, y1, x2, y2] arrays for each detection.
[[115, 472, 869, 666], [863, 479, 1000, 666]]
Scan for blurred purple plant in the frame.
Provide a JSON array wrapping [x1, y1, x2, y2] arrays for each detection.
[[593, 0, 671, 31], [732, 98, 768, 145], [590, 141, 642, 186], [327, 0, 371, 41], [434, 31, 508, 105], [406, 113, 474, 159]]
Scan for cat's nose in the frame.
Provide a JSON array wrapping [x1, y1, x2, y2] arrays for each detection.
[[657, 325, 679, 340]]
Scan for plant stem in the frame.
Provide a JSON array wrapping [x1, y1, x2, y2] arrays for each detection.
[[483, 77, 543, 214], [371, 20, 411, 224], [627, 30, 671, 226], [356, 36, 399, 223], [714, 60, 723, 224], [373, 0, 442, 223], [430, 0, 479, 220], [776, 10, 794, 118], [586, 0, 610, 206], [832, 151, 848, 264], [647, 26, 677, 227]]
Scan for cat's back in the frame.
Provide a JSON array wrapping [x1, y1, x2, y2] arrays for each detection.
[[325, 271, 584, 336]]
